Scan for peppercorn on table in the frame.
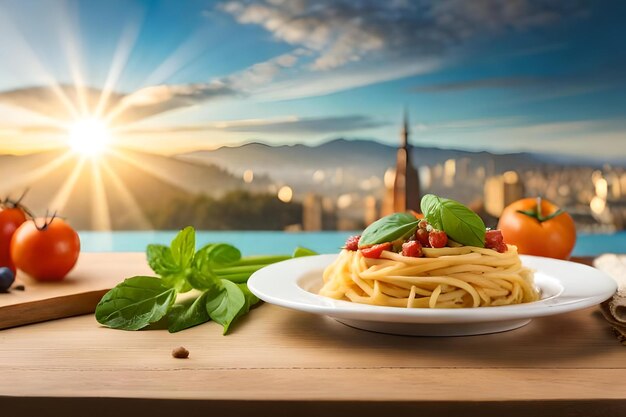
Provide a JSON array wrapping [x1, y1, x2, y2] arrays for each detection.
[[0, 253, 624, 417]]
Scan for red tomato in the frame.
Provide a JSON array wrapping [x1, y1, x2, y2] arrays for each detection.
[[485, 230, 507, 253], [415, 228, 430, 247], [497, 197, 576, 260], [428, 230, 448, 248], [360, 242, 392, 259], [401, 240, 423, 257], [11, 218, 80, 281], [0, 206, 27, 274], [344, 235, 361, 251]]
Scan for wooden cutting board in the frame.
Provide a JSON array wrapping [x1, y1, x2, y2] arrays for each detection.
[[0, 252, 151, 329]]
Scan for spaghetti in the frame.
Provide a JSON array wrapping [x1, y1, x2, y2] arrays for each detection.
[[320, 245, 539, 308]]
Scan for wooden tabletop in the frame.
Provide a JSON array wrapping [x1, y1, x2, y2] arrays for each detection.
[[0, 256, 625, 417]]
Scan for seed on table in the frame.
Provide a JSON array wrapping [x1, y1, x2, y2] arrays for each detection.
[[172, 346, 189, 359]]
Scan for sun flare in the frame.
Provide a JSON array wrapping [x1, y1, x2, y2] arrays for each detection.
[[67, 118, 112, 157]]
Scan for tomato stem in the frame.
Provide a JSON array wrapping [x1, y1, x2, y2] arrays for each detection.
[[1, 189, 36, 220], [516, 196, 564, 223], [15, 188, 29, 206], [35, 210, 58, 231]]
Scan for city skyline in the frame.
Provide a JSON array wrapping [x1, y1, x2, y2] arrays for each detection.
[[0, 0, 624, 159]]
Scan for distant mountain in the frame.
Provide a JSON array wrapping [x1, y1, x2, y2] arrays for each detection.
[[0, 149, 269, 230], [177, 138, 622, 217], [3, 139, 617, 230], [178, 138, 596, 197], [179, 138, 582, 175]]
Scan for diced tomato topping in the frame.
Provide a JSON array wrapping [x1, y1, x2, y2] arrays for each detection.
[[428, 230, 448, 248], [401, 240, 423, 257], [360, 242, 392, 259], [485, 229, 503, 245], [485, 229, 508, 253], [415, 228, 430, 247], [344, 235, 361, 251]]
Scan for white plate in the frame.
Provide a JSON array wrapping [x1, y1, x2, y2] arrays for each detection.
[[248, 254, 617, 336]]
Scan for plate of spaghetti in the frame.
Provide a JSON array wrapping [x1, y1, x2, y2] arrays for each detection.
[[248, 195, 617, 336]]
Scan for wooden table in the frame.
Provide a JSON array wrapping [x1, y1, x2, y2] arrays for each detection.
[[0, 257, 625, 417]]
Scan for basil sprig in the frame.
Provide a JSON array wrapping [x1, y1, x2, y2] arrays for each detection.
[[95, 227, 315, 334], [95, 276, 177, 331], [421, 194, 486, 247], [357, 195, 486, 248]]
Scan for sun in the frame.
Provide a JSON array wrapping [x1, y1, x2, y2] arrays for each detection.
[[67, 118, 112, 157]]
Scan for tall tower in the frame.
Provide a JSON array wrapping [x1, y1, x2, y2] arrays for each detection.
[[392, 109, 421, 212]]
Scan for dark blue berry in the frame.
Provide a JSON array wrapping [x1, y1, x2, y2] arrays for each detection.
[[0, 267, 15, 292]]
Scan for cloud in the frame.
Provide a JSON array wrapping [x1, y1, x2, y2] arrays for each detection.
[[414, 117, 525, 131], [113, 82, 236, 123], [0, 85, 124, 122], [220, 0, 586, 71], [415, 117, 626, 160], [0, 48, 306, 128], [0, 82, 237, 127], [256, 58, 441, 101], [412, 76, 545, 93], [106, 50, 305, 122], [226, 50, 304, 92], [411, 66, 626, 104], [121, 114, 388, 135], [0, 1, 594, 136]]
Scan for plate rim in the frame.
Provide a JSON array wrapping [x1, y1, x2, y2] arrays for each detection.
[[247, 253, 617, 324]]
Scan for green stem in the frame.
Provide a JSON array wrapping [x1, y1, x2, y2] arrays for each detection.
[[233, 255, 291, 266], [516, 196, 564, 223], [213, 255, 296, 284], [214, 264, 268, 275], [217, 273, 253, 283]]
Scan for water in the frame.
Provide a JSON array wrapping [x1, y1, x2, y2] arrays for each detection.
[[78, 230, 626, 257]]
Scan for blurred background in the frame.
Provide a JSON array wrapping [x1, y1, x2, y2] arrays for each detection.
[[0, 0, 624, 238]]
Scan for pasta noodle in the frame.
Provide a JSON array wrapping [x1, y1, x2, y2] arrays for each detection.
[[319, 245, 539, 308]]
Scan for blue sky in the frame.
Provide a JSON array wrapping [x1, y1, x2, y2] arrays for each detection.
[[0, 0, 624, 159]]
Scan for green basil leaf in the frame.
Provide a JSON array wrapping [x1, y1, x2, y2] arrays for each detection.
[[191, 244, 239, 291], [161, 271, 193, 293], [420, 194, 443, 229], [167, 292, 211, 333], [439, 199, 486, 247], [170, 226, 195, 269], [146, 244, 179, 276], [421, 194, 486, 247], [95, 276, 176, 331], [358, 212, 419, 247], [205, 279, 246, 335], [196, 243, 241, 270], [185, 268, 221, 292], [292, 247, 317, 258]]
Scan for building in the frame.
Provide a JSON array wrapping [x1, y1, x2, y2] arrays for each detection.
[[382, 110, 421, 215], [484, 171, 525, 217]]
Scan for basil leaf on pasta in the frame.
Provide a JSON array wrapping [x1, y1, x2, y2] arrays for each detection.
[[359, 212, 419, 248], [421, 194, 486, 247]]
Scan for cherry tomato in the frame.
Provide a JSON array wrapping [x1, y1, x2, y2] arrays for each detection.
[[415, 228, 430, 247], [401, 240, 423, 257], [360, 242, 392, 259], [0, 206, 27, 274], [344, 235, 361, 251], [497, 197, 576, 260], [428, 230, 448, 248], [11, 217, 80, 281]]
